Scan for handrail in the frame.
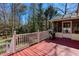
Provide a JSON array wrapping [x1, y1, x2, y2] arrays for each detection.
[[0, 39, 11, 43], [16, 31, 47, 36]]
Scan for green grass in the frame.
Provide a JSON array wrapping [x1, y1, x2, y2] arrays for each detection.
[[0, 38, 11, 54], [0, 48, 6, 54], [0, 43, 6, 54]]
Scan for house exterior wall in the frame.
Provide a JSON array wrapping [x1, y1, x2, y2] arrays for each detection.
[[71, 34, 79, 41], [55, 32, 63, 38], [51, 19, 79, 41], [55, 32, 79, 41]]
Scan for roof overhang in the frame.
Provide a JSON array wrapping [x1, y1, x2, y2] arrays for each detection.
[[48, 16, 79, 22]]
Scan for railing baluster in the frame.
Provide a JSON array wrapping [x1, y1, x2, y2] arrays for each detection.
[[21, 35, 22, 44], [27, 35, 29, 46], [37, 30, 40, 43], [19, 35, 20, 45], [25, 35, 27, 43], [23, 35, 25, 44], [17, 36, 19, 45], [20, 35, 22, 44], [17, 35, 19, 46], [20, 35, 21, 44], [22, 35, 25, 45], [16, 36, 18, 46], [24, 35, 25, 44]]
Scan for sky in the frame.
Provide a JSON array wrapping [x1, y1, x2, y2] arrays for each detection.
[[22, 3, 77, 25]]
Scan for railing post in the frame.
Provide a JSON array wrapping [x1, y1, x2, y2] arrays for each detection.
[[37, 29, 40, 43], [12, 31, 16, 53]]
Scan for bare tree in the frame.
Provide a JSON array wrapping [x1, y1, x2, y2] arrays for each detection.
[[0, 3, 9, 38], [11, 3, 27, 33], [77, 3, 79, 16]]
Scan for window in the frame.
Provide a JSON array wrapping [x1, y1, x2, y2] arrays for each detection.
[[54, 22, 62, 32], [63, 22, 71, 33], [63, 22, 70, 28], [74, 23, 79, 33]]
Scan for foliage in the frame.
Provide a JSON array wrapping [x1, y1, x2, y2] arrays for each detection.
[[0, 3, 78, 36], [44, 5, 58, 29]]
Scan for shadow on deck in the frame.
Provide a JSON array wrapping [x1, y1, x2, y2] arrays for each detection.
[[45, 37, 79, 49]]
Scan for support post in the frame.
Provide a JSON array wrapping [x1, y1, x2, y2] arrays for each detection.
[[70, 21, 72, 33], [62, 21, 63, 33], [12, 31, 16, 53], [51, 21, 53, 29], [6, 31, 16, 54], [62, 21, 63, 38]]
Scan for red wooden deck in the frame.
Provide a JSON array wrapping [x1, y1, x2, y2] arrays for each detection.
[[10, 41, 56, 56], [7, 37, 79, 56]]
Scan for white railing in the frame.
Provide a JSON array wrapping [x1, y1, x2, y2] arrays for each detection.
[[0, 30, 50, 56], [39, 31, 50, 41], [15, 32, 38, 51], [15, 30, 50, 52]]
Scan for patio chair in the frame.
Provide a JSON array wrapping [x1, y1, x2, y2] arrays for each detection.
[[48, 29, 55, 40]]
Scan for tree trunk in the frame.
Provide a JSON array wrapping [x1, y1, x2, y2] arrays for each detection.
[[64, 3, 67, 15]]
